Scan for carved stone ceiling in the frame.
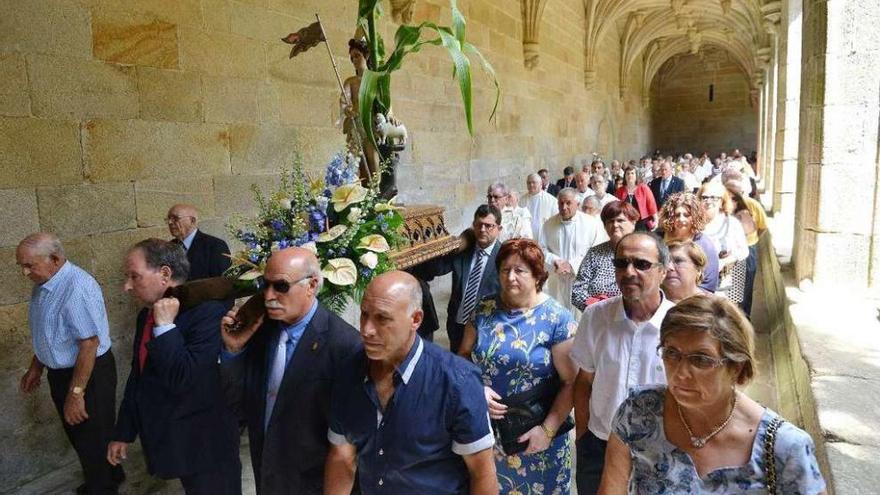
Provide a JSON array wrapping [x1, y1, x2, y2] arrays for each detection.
[[517, 0, 781, 103]]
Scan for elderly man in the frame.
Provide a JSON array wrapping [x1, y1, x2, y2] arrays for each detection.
[[17, 233, 123, 495], [540, 188, 602, 317], [649, 161, 686, 209], [569, 232, 674, 495], [324, 271, 497, 495], [522, 173, 557, 238], [487, 182, 531, 242], [573, 171, 594, 204], [166, 203, 231, 281], [108, 239, 240, 493], [219, 247, 361, 494], [589, 173, 617, 209]]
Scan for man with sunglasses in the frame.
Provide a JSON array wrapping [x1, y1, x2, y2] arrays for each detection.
[[568, 232, 675, 495], [219, 247, 361, 494]]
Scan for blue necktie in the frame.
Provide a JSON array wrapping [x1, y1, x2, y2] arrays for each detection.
[[265, 330, 289, 431]]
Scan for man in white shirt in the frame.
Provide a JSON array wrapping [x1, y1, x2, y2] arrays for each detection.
[[589, 174, 617, 209], [487, 182, 531, 242], [569, 232, 674, 495], [522, 173, 557, 239], [539, 188, 602, 317], [573, 171, 594, 205]]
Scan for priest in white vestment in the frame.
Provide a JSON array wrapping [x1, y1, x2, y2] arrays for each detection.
[[522, 173, 557, 239], [539, 188, 602, 318], [574, 171, 595, 205], [488, 182, 532, 242]]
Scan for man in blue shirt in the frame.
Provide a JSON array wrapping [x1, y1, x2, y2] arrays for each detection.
[[324, 271, 498, 495], [219, 247, 361, 494], [16, 232, 124, 494]]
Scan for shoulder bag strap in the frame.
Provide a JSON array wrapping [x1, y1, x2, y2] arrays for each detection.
[[763, 416, 785, 494]]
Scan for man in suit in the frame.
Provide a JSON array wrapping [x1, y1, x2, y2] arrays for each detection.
[[538, 168, 560, 196], [413, 205, 502, 354], [219, 247, 361, 494], [108, 238, 240, 494], [555, 166, 576, 192], [166, 204, 231, 281], [649, 161, 685, 209]]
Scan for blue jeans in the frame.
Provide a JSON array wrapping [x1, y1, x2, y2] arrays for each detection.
[[576, 431, 608, 495]]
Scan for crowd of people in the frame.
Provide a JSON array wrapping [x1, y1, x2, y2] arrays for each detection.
[[14, 150, 824, 495]]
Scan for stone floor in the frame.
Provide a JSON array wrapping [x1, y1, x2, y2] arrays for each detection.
[[13, 274, 778, 495]]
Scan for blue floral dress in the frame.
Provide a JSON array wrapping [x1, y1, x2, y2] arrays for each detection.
[[612, 385, 827, 494], [471, 296, 578, 495]]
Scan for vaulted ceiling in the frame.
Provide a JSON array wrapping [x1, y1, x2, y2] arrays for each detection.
[[520, 0, 781, 102]]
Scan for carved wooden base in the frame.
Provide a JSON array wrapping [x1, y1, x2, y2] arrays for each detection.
[[389, 204, 462, 269]]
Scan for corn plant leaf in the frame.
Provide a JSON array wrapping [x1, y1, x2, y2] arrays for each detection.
[[451, 0, 466, 43], [463, 42, 501, 123], [358, 68, 384, 147], [358, 0, 381, 20]]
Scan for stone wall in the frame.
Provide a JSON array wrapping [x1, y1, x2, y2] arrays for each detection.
[[649, 47, 757, 155], [0, 0, 650, 489]]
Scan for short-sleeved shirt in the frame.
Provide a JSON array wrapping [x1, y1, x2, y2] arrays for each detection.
[[328, 337, 494, 494], [612, 386, 827, 494], [29, 261, 111, 369], [569, 294, 674, 440]]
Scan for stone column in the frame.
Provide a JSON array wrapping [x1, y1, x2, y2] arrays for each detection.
[[793, 0, 880, 290], [772, 0, 802, 222]]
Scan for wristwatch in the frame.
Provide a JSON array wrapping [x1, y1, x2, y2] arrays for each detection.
[[540, 423, 556, 439], [71, 386, 85, 396]]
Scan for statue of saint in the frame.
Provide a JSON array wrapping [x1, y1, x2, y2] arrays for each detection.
[[341, 38, 381, 186]]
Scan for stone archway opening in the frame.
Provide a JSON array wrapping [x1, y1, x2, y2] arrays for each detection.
[[648, 46, 757, 155]]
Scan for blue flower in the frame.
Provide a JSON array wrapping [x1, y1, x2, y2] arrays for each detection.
[[248, 252, 261, 263], [270, 219, 285, 232], [360, 267, 372, 278]]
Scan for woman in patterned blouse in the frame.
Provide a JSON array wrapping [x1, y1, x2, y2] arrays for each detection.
[[599, 295, 827, 494], [570, 201, 639, 311]]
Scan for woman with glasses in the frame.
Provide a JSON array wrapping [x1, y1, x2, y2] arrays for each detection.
[[598, 295, 827, 494], [662, 240, 709, 302], [699, 182, 749, 304], [459, 238, 578, 495], [658, 192, 720, 292], [571, 201, 639, 311]]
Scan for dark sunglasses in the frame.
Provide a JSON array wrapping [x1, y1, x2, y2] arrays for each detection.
[[612, 257, 660, 271], [257, 275, 312, 294]]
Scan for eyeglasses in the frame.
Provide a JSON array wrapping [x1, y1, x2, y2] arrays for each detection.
[[612, 257, 661, 271], [486, 194, 507, 201], [657, 346, 728, 370], [258, 275, 313, 294], [474, 221, 499, 231], [166, 214, 194, 224]]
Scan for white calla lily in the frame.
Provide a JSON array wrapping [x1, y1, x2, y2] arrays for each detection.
[[358, 234, 390, 253], [317, 224, 347, 243], [322, 258, 357, 286], [332, 183, 368, 212]]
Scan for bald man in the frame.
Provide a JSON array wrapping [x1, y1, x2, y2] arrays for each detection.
[[325, 271, 497, 495], [220, 247, 361, 495], [166, 204, 231, 281]]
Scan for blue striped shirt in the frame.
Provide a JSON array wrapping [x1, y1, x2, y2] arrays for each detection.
[[29, 261, 111, 369]]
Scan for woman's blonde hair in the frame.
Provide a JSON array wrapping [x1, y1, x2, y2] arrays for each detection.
[[660, 294, 756, 385], [666, 239, 707, 285]]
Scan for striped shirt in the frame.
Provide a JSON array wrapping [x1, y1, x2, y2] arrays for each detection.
[[29, 261, 111, 369]]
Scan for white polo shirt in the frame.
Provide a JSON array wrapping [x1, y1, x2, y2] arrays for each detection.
[[570, 294, 675, 440]]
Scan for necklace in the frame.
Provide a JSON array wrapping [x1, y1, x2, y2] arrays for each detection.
[[677, 391, 738, 449]]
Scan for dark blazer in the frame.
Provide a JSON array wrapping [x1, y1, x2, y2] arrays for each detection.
[[555, 178, 575, 191], [413, 241, 501, 352], [649, 176, 686, 208], [221, 304, 361, 495], [114, 301, 239, 479], [545, 183, 560, 196], [186, 230, 231, 281]]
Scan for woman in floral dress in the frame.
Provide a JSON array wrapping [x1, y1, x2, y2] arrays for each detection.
[[459, 239, 578, 495]]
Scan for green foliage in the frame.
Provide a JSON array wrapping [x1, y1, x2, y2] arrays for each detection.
[[356, 0, 500, 147]]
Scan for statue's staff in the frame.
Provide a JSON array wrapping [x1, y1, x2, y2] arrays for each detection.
[[281, 15, 370, 179]]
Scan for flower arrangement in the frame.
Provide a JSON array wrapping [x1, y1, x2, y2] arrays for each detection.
[[225, 152, 405, 314]]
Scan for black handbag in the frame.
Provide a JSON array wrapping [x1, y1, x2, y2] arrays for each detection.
[[492, 374, 575, 456]]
